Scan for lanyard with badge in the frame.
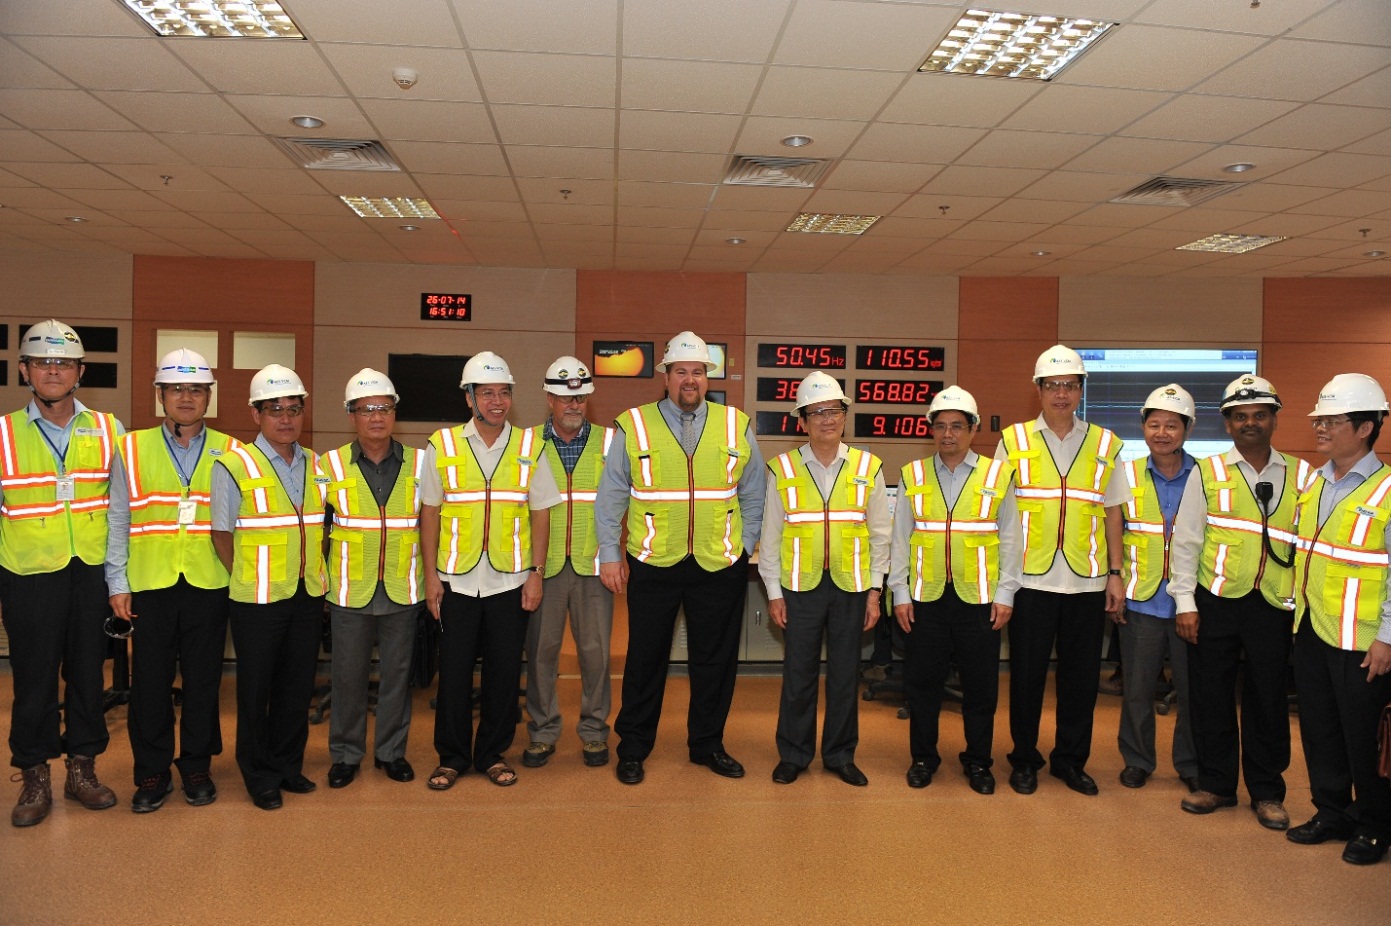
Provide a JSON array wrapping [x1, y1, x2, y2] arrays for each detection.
[[161, 428, 201, 526], [37, 425, 76, 502]]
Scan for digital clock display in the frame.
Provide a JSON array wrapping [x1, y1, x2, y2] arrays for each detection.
[[755, 411, 808, 437], [757, 376, 845, 402], [854, 379, 943, 405], [856, 345, 945, 372], [854, 413, 934, 440], [757, 343, 848, 370], [420, 293, 472, 321]]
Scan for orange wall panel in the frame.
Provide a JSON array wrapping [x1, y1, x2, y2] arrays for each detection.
[[959, 277, 1059, 452]]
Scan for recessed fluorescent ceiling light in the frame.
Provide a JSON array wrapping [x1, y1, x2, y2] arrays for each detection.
[[786, 214, 880, 235], [919, 9, 1115, 80], [120, 1, 304, 38], [340, 197, 439, 219], [1176, 233, 1286, 254]]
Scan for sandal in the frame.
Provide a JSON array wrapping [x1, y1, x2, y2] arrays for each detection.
[[485, 762, 517, 787], [427, 766, 460, 791]]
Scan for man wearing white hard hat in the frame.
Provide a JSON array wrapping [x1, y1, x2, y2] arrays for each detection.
[[892, 385, 1017, 793], [994, 345, 1127, 797], [759, 372, 889, 787], [107, 349, 238, 812], [419, 351, 559, 790], [1169, 373, 1318, 831], [1288, 373, 1391, 865], [595, 331, 765, 785], [319, 369, 424, 789], [1110, 385, 1200, 794], [522, 357, 618, 770], [211, 363, 328, 811], [1, 320, 123, 827]]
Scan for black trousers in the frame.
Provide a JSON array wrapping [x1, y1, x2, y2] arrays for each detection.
[[433, 585, 527, 773], [128, 578, 229, 783], [615, 554, 747, 763], [906, 584, 1001, 772], [0, 560, 110, 769], [1007, 587, 1105, 772], [1294, 621, 1391, 839], [1186, 587, 1291, 802], [228, 584, 322, 795], [775, 574, 865, 768]]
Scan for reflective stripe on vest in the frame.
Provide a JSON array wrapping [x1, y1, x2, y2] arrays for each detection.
[[431, 425, 537, 575], [0, 409, 116, 575], [322, 443, 425, 609], [122, 426, 237, 592], [900, 455, 1011, 605], [772, 446, 882, 593], [1119, 457, 1171, 603], [1295, 466, 1391, 651], [223, 443, 327, 604], [537, 424, 613, 578]]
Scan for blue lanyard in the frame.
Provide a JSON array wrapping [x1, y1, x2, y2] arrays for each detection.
[[36, 423, 69, 475], [160, 427, 198, 487]]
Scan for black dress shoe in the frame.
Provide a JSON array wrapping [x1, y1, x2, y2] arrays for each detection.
[[964, 765, 995, 795], [280, 774, 317, 794], [906, 762, 934, 789], [327, 763, 359, 789], [1342, 834, 1390, 865], [374, 757, 415, 782], [1008, 766, 1037, 795], [691, 751, 745, 779], [251, 789, 283, 811], [826, 762, 868, 787], [1287, 818, 1354, 845], [1119, 766, 1150, 789], [1050, 765, 1099, 795], [616, 760, 644, 785], [771, 761, 802, 784]]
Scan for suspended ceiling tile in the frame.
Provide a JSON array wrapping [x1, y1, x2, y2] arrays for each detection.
[[490, 104, 614, 147], [733, 116, 866, 160], [66, 189, 174, 211], [618, 58, 763, 114], [224, 94, 379, 138], [0, 3, 148, 36], [518, 178, 613, 205], [1195, 39, 1391, 103], [1016, 170, 1148, 203], [622, 0, 791, 62], [849, 123, 987, 164], [11, 36, 206, 92], [0, 129, 84, 162], [289, 0, 463, 46], [616, 149, 726, 184], [0, 88, 138, 131], [1063, 24, 1267, 93], [4, 161, 135, 189], [36, 130, 187, 165], [154, 133, 293, 169], [458, 0, 618, 54], [1267, 152, 1391, 187], [1236, 103, 1391, 151], [920, 166, 1047, 199], [388, 140, 509, 176], [980, 198, 1092, 225], [1064, 135, 1215, 174], [1121, 93, 1300, 145], [957, 130, 1100, 170], [93, 91, 257, 135], [203, 166, 328, 196], [820, 160, 941, 194], [618, 109, 742, 155], [412, 173, 517, 201], [0, 37, 77, 90], [504, 145, 614, 180], [473, 51, 616, 108], [317, 44, 480, 102], [1002, 85, 1173, 135], [800, 189, 908, 216], [356, 99, 494, 143], [751, 67, 907, 122], [774, 0, 956, 71], [616, 181, 714, 209], [167, 41, 347, 97]]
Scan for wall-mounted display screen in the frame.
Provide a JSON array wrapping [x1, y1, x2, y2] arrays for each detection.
[[756, 411, 807, 437], [757, 376, 846, 403], [593, 341, 653, 378], [80, 362, 118, 389], [854, 412, 933, 440], [388, 353, 472, 423], [420, 293, 471, 321], [855, 345, 945, 372], [756, 343, 847, 370], [854, 379, 942, 405]]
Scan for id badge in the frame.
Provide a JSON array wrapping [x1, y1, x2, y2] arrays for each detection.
[[177, 500, 197, 525], [55, 476, 75, 502]]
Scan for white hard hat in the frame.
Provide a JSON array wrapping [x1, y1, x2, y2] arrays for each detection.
[[248, 363, 307, 406], [1033, 344, 1086, 382], [344, 367, 399, 408], [657, 330, 715, 372], [794, 371, 848, 411], [543, 356, 595, 396], [1221, 373, 1281, 412], [154, 348, 214, 385], [1142, 384, 1195, 422], [20, 319, 84, 359], [928, 384, 980, 425], [1309, 373, 1389, 417], [460, 351, 514, 387]]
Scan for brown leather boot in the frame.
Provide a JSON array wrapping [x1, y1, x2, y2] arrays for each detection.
[[11, 763, 52, 827], [63, 756, 117, 810]]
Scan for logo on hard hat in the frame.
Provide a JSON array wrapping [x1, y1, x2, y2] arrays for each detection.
[[565, 378, 582, 389], [1320, 391, 1336, 401], [1163, 387, 1177, 396], [43, 336, 64, 346], [176, 365, 197, 374], [268, 377, 290, 386], [1240, 376, 1255, 385], [483, 363, 504, 373]]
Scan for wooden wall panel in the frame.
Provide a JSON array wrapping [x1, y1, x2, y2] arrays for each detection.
[[1060, 277, 1262, 344], [959, 277, 1059, 453]]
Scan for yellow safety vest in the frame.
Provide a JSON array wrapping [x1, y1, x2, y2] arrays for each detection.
[[1119, 457, 1172, 603], [120, 426, 238, 592], [321, 443, 425, 609], [617, 402, 752, 571], [1002, 420, 1120, 578], [0, 408, 118, 575], [429, 424, 538, 575], [1195, 452, 1317, 610], [219, 443, 327, 604], [1294, 464, 1391, 651], [900, 455, 1012, 605], [770, 446, 883, 593], [535, 423, 615, 578]]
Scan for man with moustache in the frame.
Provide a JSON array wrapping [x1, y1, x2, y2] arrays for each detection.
[[211, 364, 327, 811], [995, 345, 1127, 797], [1170, 374, 1319, 830], [107, 349, 237, 812], [320, 369, 423, 789], [1110, 385, 1200, 793], [522, 357, 617, 770], [760, 372, 889, 787], [596, 331, 765, 785], [419, 352, 559, 790], [892, 386, 1016, 793], [1288, 374, 1391, 864]]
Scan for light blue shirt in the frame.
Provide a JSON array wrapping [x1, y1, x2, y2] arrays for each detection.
[[211, 433, 309, 531], [1126, 452, 1196, 621]]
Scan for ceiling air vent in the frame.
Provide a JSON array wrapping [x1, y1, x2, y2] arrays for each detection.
[[1110, 176, 1244, 207], [723, 155, 832, 188], [271, 137, 402, 171]]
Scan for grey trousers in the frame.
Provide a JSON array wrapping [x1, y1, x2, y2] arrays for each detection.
[[525, 564, 614, 744], [328, 604, 418, 766], [776, 574, 867, 769], [1117, 608, 1197, 777]]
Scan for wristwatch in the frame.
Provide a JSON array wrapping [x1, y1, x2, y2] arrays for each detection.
[[1107, 568, 1122, 576]]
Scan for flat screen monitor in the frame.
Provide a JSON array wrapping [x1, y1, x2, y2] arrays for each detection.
[[387, 353, 472, 423]]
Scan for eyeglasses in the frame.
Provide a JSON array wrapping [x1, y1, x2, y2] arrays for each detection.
[[25, 358, 79, 371], [1040, 379, 1081, 393], [805, 407, 846, 420], [1311, 415, 1351, 431], [933, 422, 970, 434], [554, 395, 588, 406], [261, 404, 304, 418], [163, 384, 209, 397], [473, 388, 512, 401], [352, 403, 396, 417]]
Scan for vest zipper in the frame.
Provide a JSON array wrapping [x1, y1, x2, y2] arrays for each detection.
[[1252, 480, 1269, 589], [565, 469, 574, 561], [377, 502, 388, 581], [686, 452, 696, 554], [1296, 486, 1324, 612]]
